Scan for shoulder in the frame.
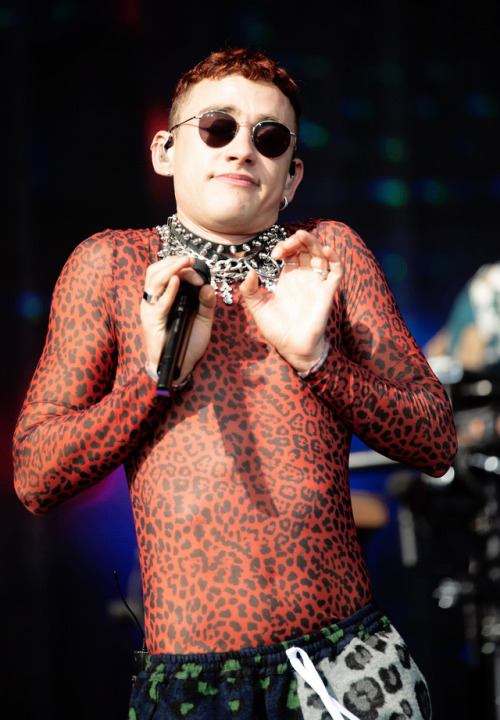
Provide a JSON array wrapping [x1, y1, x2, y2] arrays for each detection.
[[73, 227, 156, 255], [284, 218, 369, 255], [62, 227, 157, 272]]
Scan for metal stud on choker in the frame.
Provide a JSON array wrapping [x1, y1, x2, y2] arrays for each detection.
[[156, 215, 287, 305]]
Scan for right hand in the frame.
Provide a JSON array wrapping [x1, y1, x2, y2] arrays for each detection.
[[141, 255, 216, 381]]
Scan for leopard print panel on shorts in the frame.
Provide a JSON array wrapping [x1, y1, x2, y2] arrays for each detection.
[[128, 603, 431, 719]]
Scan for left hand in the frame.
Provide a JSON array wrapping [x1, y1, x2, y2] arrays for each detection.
[[239, 230, 343, 372]]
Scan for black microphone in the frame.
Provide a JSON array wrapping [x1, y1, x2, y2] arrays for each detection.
[[156, 259, 211, 395]]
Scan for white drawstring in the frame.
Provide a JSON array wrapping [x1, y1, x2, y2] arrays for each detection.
[[286, 646, 361, 720]]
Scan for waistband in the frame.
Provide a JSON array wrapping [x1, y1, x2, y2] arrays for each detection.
[[144, 601, 389, 673]]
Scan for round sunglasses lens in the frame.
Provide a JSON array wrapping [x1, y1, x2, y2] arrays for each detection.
[[254, 122, 291, 157], [198, 112, 237, 147]]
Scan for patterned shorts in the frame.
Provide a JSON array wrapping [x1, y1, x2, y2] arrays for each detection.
[[127, 602, 431, 720]]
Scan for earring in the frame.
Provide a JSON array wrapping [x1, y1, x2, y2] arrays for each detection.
[[279, 196, 289, 211]]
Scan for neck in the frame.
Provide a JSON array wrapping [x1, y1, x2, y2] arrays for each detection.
[[156, 215, 287, 305], [169, 214, 276, 259], [175, 210, 279, 246]]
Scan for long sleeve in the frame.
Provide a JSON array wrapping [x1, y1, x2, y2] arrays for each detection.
[[300, 220, 457, 476], [12, 230, 163, 515]]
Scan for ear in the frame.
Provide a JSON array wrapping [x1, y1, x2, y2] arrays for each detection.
[[150, 130, 174, 177], [283, 157, 304, 203]]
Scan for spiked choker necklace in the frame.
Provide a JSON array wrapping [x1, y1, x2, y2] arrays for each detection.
[[156, 214, 287, 305]]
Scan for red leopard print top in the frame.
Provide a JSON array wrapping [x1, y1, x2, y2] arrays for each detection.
[[13, 219, 457, 654]]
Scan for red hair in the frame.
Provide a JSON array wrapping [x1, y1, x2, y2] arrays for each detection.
[[170, 48, 301, 129]]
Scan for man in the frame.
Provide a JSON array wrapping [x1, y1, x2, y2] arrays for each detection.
[[425, 262, 500, 374], [425, 263, 500, 480], [13, 48, 456, 719]]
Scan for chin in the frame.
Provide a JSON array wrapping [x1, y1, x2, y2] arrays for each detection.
[[210, 205, 278, 234]]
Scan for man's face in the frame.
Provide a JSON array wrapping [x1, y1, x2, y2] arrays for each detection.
[[165, 76, 302, 241]]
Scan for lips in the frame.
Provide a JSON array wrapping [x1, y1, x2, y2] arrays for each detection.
[[215, 173, 258, 187]]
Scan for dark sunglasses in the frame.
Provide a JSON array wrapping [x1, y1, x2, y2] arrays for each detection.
[[169, 110, 297, 158]]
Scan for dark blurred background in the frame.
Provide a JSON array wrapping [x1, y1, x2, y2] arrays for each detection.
[[1, 1, 499, 718]]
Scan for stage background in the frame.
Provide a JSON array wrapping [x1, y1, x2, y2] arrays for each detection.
[[1, 1, 498, 717]]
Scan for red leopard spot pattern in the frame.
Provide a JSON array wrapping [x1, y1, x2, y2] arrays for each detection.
[[13, 219, 457, 654]]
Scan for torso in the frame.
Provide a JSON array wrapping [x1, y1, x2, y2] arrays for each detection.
[[108, 223, 372, 653]]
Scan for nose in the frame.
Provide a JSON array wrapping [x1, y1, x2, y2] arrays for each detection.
[[224, 122, 256, 162]]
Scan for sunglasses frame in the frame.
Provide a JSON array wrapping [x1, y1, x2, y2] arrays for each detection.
[[169, 110, 297, 158]]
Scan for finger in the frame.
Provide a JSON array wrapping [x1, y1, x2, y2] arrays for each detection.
[[325, 253, 344, 288], [277, 239, 340, 276], [303, 249, 343, 283], [271, 230, 325, 260], [311, 267, 329, 279], [282, 262, 301, 274], [142, 274, 180, 310], [281, 252, 301, 270], [142, 256, 201, 305], [240, 269, 270, 319], [239, 268, 260, 298], [198, 284, 217, 314]]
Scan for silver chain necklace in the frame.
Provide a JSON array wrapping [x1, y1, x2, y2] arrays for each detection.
[[156, 214, 287, 305]]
